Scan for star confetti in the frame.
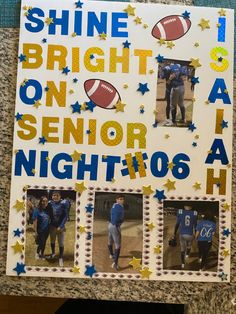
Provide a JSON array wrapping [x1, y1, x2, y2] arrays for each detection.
[[73, 78, 78, 83], [156, 54, 164, 63], [219, 272, 228, 281], [71, 32, 77, 37], [62, 66, 70, 75], [86, 100, 96, 112], [147, 222, 155, 231], [129, 257, 142, 270], [85, 265, 97, 277], [71, 101, 81, 113], [198, 18, 210, 30], [193, 182, 201, 190], [137, 83, 149, 95], [123, 83, 129, 89], [115, 101, 126, 112], [124, 4, 136, 16], [13, 262, 26, 276], [221, 249, 230, 258], [166, 41, 175, 49], [75, 182, 87, 194], [72, 266, 80, 274], [70, 150, 82, 162], [75, 1, 83, 9], [85, 204, 94, 213], [99, 32, 107, 40], [39, 136, 47, 144], [153, 190, 166, 202], [221, 120, 228, 129], [149, 69, 154, 74], [192, 142, 197, 147], [194, 42, 200, 47], [188, 123, 197, 132], [218, 8, 226, 16], [11, 241, 24, 254], [33, 99, 42, 108], [42, 38, 47, 43], [13, 200, 25, 212], [167, 161, 175, 170], [223, 228, 231, 237], [163, 179, 176, 192], [139, 267, 152, 279], [165, 134, 170, 139], [143, 24, 148, 29], [154, 245, 162, 254], [79, 225, 87, 233], [23, 185, 29, 192], [142, 185, 154, 196], [15, 113, 23, 121], [222, 203, 230, 211], [31, 168, 36, 174], [194, 134, 200, 139], [191, 77, 200, 85], [134, 16, 142, 24], [158, 38, 166, 46], [189, 58, 201, 69], [45, 17, 53, 25], [13, 228, 23, 237], [123, 40, 131, 48], [182, 11, 190, 19], [18, 54, 26, 62]]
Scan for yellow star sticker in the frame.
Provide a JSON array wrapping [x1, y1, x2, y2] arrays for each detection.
[[72, 266, 80, 274], [153, 109, 158, 115], [23, 185, 29, 192], [13, 200, 25, 212], [11, 241, 24, 254], [69, 89, 74, 94], [115, 101, 126, 112], [158, 38, 166, 45], [224, 89, 228, 94], [221, 249, 230, 258], [139, 267, 152, 279], [99, 32, 107, 40], [193, 182, 201, 190], [205, 100, 210, 104], [166, 41, 175, 49], [143, 24, 149, 29], [71, 32, 77, 37], [207, 149, 213, 154], [33, 99, 42, 108], [14, 149, 19, 154], [149, 69, 154, 74], [134, 16, 142, 24], [163, 179, 176, 192], [129, 257, 142, 270], [46, 156, 50, 161], [154, 245, 162, 254], [190, 58, 202, 69], [23, 5, 28, 10], [227, 163, 231, 168], [198, 18, 210, 30], [79, 226, 87, 233], [71, 150, 82, 162], [192, 97, 196, 102], [222, 203, 230, 211], [142, 185, 154, 196], [24, 12, 29, 16], [147, 222, 155, 231], [124, 4, 136, 16], [218, 8, 226, 16], [75, 182, 87, 194], [31, 168, 36, 174], [21, 79, 28, 87], [111, 178, 116, 183], [123, 83, 129, 89], [45, 17, 54, 25], [167, 162, 175, 170], [139, 104, 144, 109], [194, 42, 200, 47], [216, 23, 221, 28], [81, 102, 87, 111], [165, 134, 170, 139], [194, 135, 200, 139], [102, 155, 107, 159]]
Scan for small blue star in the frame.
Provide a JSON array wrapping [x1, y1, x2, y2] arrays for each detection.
[[221, 120, 228, 128], [73, 78, 78, 83], [86, 100, 96, 112], [152, 122, 158, 128], [71, 101, 81, 113], [218, 57, 223, 62], [219, 272, 228, 281], [137, 83, 150, 95], [223, 228, 231, 237], [86, 129, 91, 134], [18, 54, 26, 62], [15, 112, 23, 121], [140, 108, 145, 114], [44, 86, 49, 92], [87, 232, 92, 240], [13, 228, 23, 237], [182, 11, 190, 19], [216, 182, 221, 187], [62, 66, 70, 75], [188, 123, 196, 132], [85, 265, 96, 277], [191, 77, 200, 85], [75, 1, 84, 8], [123, 40, 131, 48], [90, 54, 95, 59], [42, 38, 47, 43], [13, 262, 26, 276], [39, 136, 47, 145], [85, 204, 94, 213], [110, 131, 115, 136], [192, 142, 197, 147], [153, 189, 167, 201], [155, 54, 164, 63]]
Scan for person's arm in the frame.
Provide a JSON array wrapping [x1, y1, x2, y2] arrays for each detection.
[[32, 209, 38, 236], [195, 230, 200, 240], [58, 202, 68, 230]]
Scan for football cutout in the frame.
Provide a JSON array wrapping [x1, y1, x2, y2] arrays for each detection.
[[152, 15, 191, 41], [84, 79, 121, 109]]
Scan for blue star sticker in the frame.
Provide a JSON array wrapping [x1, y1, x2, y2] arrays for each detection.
[[18, 54, 26, 62], [44, 86, 49, 92], [15, 112, 23, 121], [192, 142, 197, 147], [153, 189, 167, 201], [140, 108, 145, 114], [137, 83, 150, 95], [191, 77, 200, 85], [90, 54, 95, 59], [223, 228, 231, 237], [218, 57, 223, 62], [13, 228, 23, 237], [152, 122, 158, 128], [62, 66, 70, 75], [87, 232, 92, 240], [155, 54, 164, 63], [86, 129, 91, 134], [75, 1, 84, 8], [123, 40, 131, 48], [42, 38, 47, 43], [13, 262, 26, 276], [216, 182, 221, 187], [219, 272, 228, 281], [39, 136, 47, 144], [86, 100, 96, 112], [182, 11, 190, 19], [188, 123, 196, 132], [85, 265, 96, 277], [221, 120, 228, 128], [110, 131, 115, 136], [85, 204, 94, 213], [73, 78, 78, 83], [71, 101, 81, 113]]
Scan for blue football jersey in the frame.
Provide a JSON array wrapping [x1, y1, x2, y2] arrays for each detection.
[[196, 220, 216, 241], [177, 209, 198, 235]]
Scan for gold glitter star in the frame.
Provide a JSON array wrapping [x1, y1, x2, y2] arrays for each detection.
[[33, 99, 42, 108], [134, 16, 142, 24], [147, 222, 155, 231], [14, 149, 19, 154], [194, 135, 200, 139], [45, 17, 54, 25], [115, 101, 126, 112], [190, 58, 202, 69], [71, 150, 82, 162], [192, 97, 196, 102], [81, 103, 87, 111], [69, 89, 74, 94], [79, 226, 87, 234], [75, 182, 87, 194], [99, 32, 107, 40], [72, 266, 80, 274], [23, 5, 28, 10], [166, 41, 175, 49], [31, 168, 36, 174], [167, 162, 175, 170], [193, 182, 201, 190], [139, 104, 144, 109], [11, 241, 24, 254], [218, 8, 226, 16], [23, 185, 29, 192], [205, 100, 210, 104], [194, 42, 200, 47], [46, 156, 50, 161], [154, 245, 162, 254], [163, 179, 176, 192], [216, 23, 221, 28], [164, 134, 170, 139], [153, 109, 158, 115], [143, 24, 149, 29], [139, 267, 152, 279], [227, 163, 231, 168], [222, 203, 230, 211], [221, 249, 230, 258], [102, 155, 107, 159], [224, 89, 228, 94], [123, 83, 129, 89], [142, 185, 154, 196], [149, 69, 154, 74], [198, 18, 210, 30], [124, 4, 136, 16], [158, 38, 166, 46], [129, 257, 142, 270], [24, 11, 29, 16], [111, 178, 116, 183], [13, 200, 25, 212], [71, 32, 77, 37], [207, 150, 213, 154]]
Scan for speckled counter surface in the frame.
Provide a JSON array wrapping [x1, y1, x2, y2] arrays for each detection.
[[0, 1, 235, 313]]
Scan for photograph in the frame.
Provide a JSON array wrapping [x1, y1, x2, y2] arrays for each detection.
[[92, 192, 143, 273], [25, 189, 76, 268], [163, 200, 219, 272], [155, 58, 195, 127]]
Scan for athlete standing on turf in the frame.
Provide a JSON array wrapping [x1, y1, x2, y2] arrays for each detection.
[[107, 195, 125, 271], [173, 204, 198, 269]]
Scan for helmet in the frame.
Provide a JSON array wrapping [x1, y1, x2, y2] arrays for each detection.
[[168, 237, 177, 247]]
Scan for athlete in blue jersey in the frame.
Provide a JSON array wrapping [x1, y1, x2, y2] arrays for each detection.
[[174, 204, 198, 269], [108, 195, 125, 271], [195, 212, 216, 271], [33, 196, 50, 260], [48, 191, 69, 267]]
